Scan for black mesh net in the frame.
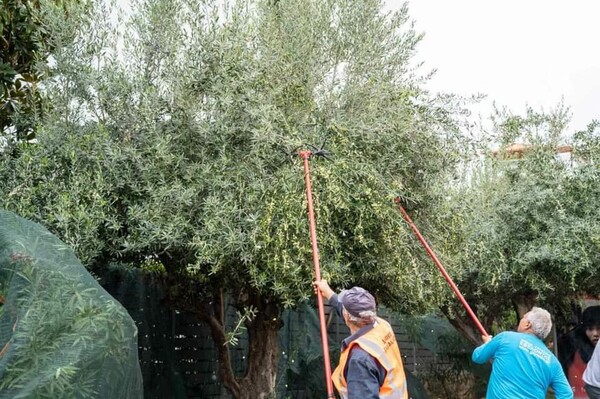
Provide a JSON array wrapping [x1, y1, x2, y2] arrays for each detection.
[[0, 210, 143, 398]]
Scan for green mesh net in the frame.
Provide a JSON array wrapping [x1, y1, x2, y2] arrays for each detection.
[[0, 210, 143, 398]]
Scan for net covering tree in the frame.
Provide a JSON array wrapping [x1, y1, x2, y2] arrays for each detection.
[[0, 210, 143, 399]]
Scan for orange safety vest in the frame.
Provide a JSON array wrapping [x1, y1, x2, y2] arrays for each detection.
[[332, 318, 408, 399]]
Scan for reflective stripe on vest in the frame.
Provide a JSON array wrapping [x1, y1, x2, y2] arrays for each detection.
[[332, 318, 408, 399]]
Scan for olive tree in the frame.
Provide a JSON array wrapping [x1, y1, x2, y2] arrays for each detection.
[[437, 106, 600, 343], [0, 0, 470, 397]]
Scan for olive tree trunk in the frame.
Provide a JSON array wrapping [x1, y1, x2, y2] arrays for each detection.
[[199, 288, 282, 399]]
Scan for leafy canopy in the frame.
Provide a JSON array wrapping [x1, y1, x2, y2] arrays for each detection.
[[441, 106, 600, 334], [1, 0, 470, 313]]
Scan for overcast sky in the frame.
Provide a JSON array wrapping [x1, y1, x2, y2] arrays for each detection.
[[385, 0, 600, 133]]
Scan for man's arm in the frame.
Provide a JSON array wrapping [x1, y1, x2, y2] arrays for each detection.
[[346, 348, 385, 399], [313, 280, 343, 317], [472, 334, 499, 364], [550, 361, 574, 399]]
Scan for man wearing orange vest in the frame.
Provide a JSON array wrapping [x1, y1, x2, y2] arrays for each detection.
[[314, 280, 408, 399]]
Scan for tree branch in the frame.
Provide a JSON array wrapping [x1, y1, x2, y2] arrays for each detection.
[[440, 305, 481, 346], [197, 293, 241, 398]]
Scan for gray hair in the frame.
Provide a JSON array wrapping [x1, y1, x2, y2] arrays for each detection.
[[344, 308, 377, 326], [525, 307, 552, 340]]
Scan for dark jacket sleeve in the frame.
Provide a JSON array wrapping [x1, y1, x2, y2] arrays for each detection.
[[329, 294, 344, 318]]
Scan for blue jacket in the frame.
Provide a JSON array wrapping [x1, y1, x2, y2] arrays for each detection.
[[472, 331, 573, 399]]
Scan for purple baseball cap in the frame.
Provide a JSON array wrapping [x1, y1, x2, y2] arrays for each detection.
[[339, 287, 376, 317]]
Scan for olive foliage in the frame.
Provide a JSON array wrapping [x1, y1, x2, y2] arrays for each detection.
[[0, 0, 470, 396], [439, 106, 600, 341], [1, 0, 468, 309]]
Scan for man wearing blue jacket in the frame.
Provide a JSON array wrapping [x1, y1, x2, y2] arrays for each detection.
[[472, 307, 573, 399]]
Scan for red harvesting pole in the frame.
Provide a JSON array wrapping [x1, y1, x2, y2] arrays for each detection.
[[394, 198, 488, 337], [299, 150, 335, 398]]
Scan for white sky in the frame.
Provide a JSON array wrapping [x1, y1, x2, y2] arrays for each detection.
[[385, 0, 600, 133]]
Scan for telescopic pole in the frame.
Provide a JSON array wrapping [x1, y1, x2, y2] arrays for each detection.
[[299, 150, 335, 398], [395, 198, 488, 337]]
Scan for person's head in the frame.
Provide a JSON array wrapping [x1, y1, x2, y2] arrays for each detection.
[[581, 306, 600, 346], [339, 287, 377, 329], [518, 307, 552, 340]]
